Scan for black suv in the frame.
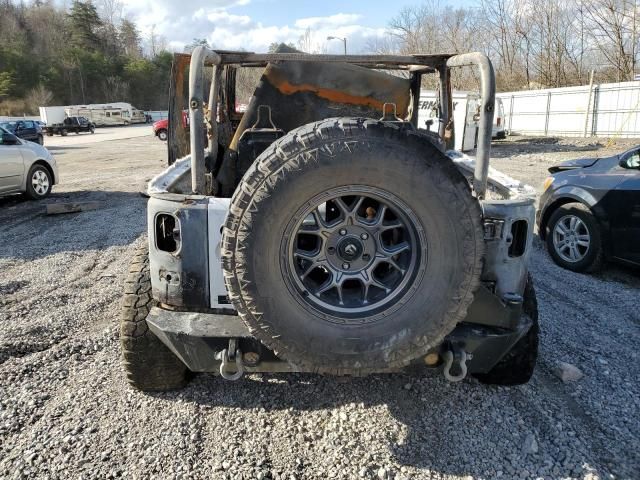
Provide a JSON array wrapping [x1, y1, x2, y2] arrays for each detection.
[[537, 147, 640, 271], [0, 120, 44, 145]]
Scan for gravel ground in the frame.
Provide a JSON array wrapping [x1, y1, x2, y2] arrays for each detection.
[[0, 134, 638, 480]]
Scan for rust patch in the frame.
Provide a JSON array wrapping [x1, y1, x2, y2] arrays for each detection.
[[264, 65, 410, 115], [270, 78, 391, 111]]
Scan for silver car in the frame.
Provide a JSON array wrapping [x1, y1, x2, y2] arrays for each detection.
[[0, 126, 58, 199]]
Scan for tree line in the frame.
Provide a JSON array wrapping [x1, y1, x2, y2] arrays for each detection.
[[1, 0, 638, 116], [385, 0, 639, 91], [0, 0, 172, 116]]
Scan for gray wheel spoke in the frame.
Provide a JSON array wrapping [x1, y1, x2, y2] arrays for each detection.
[[576, 235, 590, 247], [333, 196, 366, 225], [557, 222, 569, 234], [569, 216, 578, 231], [315, 271, 345, 302], [371, 205, 387, 226], [569, 246, 579, 260], [379, 220, 403, 232], [294, 248, 319, 260], [370, 277, 391, 294], [382, 241, 410, 256]]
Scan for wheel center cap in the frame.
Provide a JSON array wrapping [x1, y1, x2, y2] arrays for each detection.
[[338, 238, 363, 261]]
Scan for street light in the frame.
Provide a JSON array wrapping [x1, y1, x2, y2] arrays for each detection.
[[327, 36, 347, 55]]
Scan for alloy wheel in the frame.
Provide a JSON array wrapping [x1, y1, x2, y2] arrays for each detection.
[[284, 187, 422, 319], [31, 170, 50, 197], [552, 214, 591, 263]]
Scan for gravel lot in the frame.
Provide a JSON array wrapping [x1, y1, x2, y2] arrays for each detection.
[[1, 132, 638, 479]]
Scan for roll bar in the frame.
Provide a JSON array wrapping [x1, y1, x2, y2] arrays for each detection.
[[186, 47, 494, 198], [447, 53, 496, 199]]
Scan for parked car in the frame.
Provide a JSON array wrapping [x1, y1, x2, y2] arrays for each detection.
[[152, 118, 169, 141], [0, 120, 44, 145], [152, 112, 189, 141], [0, 126, 58, 199], [44, 116, 95, 136], [537, 147, 640, 271]]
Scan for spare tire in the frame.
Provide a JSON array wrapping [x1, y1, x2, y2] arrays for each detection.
[[222, 118, 484, 373]]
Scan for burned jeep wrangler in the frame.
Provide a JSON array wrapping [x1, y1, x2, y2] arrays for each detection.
[[120, 47, 539, 390]]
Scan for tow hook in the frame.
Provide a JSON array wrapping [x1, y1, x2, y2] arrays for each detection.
[[216, 339, 244, 381], [442, 347, 471, 382]]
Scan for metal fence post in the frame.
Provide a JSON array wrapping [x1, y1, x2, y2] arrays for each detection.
[[544, 91, 551, 136], [583, 70, 595, 138], [509, 95, 514, 133]]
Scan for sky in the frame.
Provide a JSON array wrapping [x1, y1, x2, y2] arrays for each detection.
[[117, 0, 426, 54]]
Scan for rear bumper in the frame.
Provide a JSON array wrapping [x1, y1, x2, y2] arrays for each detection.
[[146, 285, 532, 376]]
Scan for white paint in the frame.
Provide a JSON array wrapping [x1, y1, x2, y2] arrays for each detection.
[[207, 197, 234, 310], [147, 155, 192, 194]]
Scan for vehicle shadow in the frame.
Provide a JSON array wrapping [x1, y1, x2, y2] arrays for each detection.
[[154, 371, 604, 478], [487, 137, 608, 158], [44, 145, 88, 155], [0, 189, 148, 260]]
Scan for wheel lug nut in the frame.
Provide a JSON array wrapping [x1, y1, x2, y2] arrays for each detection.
[[362, 254, 370, 261], [327, 247, 336, 254], [339, 229, 347, 236], [361, 233, 369, 240], [342, 263, 350, 270]]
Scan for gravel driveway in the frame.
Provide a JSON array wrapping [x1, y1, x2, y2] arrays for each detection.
[[0, 135, 638, 479]]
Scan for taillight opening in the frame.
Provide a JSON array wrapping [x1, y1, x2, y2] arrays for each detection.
[[155, 214, 180, 253], [508, 220, 528, 258]]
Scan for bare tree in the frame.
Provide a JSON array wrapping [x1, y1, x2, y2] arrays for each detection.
[[583, 0, 636, 81], [26, 84, 54, 111], [97, 0, 123, 26], [102, 76, 129, 102], [297, 28, 326, 54]]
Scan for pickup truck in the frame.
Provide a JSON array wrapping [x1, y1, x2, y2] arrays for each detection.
[[45, 116, 96, 136]]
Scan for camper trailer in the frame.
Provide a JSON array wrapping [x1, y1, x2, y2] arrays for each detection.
[[65, 103, 146, 127]]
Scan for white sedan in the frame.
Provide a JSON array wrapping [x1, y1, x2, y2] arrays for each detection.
[[0, 126, 58, 199]]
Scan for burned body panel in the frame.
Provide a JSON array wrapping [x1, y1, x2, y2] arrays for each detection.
[[231, 61, 411, 149], [147, 197, 210, 307]]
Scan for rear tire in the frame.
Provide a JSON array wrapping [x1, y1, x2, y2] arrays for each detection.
[[157, 129, 168, 141], [60, 129, 68, 137], [120, 244, 188, 391], [222, 118, 484, 373], [474, 274, 539, 386]]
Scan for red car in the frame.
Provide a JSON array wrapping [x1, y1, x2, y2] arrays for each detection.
[[152, 112, 189, 141]]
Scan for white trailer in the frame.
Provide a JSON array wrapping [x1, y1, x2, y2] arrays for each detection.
[[38, 106, 67, 125]]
